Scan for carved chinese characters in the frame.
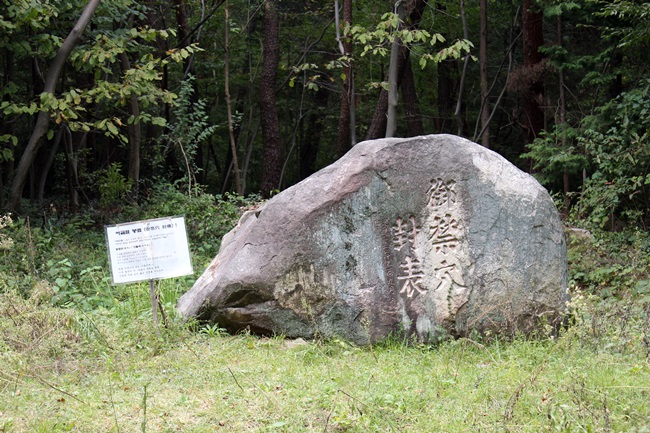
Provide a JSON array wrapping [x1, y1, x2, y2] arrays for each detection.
[[390, 178, 470, 322], [427, 178, 457, 208], [392, 216, 426, 298]]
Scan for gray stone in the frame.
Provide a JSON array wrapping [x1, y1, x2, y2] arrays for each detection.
[[177, 134, 568, 344]]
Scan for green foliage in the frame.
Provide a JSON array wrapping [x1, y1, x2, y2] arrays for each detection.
[[567, 228, 650, 298], [98, 162, 133, 207], [289, 7, 473, 93], [523, 125, 587, 189], [596, 0, 650, 49], [578, 82, 650, 228], [159, 76, 218, 191], [137, 183, 260, 261], [348, 11, 472, 68], [527, 79, 650, 228], [0, 0, 188, 151], [0, 215, 112, 309]]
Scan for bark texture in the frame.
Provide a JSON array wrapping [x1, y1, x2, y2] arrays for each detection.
[[522, 0, 544, 144], [336, 0, 354, 157], [259, 0, 282, 197], [479, 0, 490, 148]]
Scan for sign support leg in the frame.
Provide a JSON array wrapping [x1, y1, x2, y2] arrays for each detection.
[[150, 279, 161, 336]]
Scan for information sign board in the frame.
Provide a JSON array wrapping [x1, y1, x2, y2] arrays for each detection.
[[105, 215, 193, 284]]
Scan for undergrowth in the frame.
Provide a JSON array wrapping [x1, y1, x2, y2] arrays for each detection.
[[0, 183, 257, 309]]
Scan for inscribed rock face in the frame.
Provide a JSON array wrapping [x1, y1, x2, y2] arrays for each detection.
[[177, 134, 568, 344]]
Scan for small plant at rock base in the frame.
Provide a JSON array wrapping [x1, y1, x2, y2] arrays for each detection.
[[198, 323, 228, 337]]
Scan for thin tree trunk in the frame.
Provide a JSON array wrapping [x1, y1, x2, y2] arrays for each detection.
[[386, 1, 406, 138], [62, 127, 79, 210], [400, 55, 424, 136], [240, 122, 259, 194], [556, 15, 570, 215], [37, 128, 63, 203], [367, 91, 389, 140], [225, 0, 243, 194], [479, 0, 490, 148], [522, 0, 544, 145], [259, 0, 281, 197], [474, 7, 521, 143], [173, 0, 193, 78], [436, 60, 454, 133], [301, 89, 329, 179], [221, 1, 255, 193], [335, 0, 355, 157], [454, 0, 470, 136], [119, 52, 141, 189], [367, 0, 427, 139], [9, 0, 102, 211], [280, 71, 308, 187]]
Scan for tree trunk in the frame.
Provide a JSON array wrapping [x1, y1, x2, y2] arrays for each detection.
[[454, 0, 470, 136], [37, 128, 63, 203], [400, 55, 424, 136], [335, 0, 355, 157], [301, 89, 329, 179], [225, 0, 243, 194], [63, 127, 80, 210], [436, 60, 455, 133], [522, 0, 544, 145], [173, 0, 193, 78], [478, 0, 490, 148], [119, 52, 141, 190], [28, 57, 46, 202], [9, 0, 102, 211], [366, 0, 427, 139], [386, 1, 405, 138], [400, 0, 427, 137], [556, 15, 570, 215], [259, 0, 281, 197], [474, 5, 520, 144]]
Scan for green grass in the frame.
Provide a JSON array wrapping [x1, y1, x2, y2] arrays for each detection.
[[1, 285, 649, 433]]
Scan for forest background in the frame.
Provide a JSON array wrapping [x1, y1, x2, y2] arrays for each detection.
[[0, 0, 647, 226]]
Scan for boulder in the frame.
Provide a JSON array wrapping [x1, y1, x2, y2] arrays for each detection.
[[178, 134, 568, 344]]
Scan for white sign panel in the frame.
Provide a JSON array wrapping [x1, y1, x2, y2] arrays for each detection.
[[105, 215, 193, 284]]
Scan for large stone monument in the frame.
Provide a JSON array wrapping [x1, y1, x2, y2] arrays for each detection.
[[177, 135, 568, 344]]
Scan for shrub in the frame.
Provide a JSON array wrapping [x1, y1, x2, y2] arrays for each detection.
[[98, 162, 134, 208], [136, 183, 260, 261], [568, 227, 650, 299], [527, 80, 650, 229]]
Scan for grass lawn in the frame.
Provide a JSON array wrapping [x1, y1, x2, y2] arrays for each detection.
[[1, 286, 649, 433]]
